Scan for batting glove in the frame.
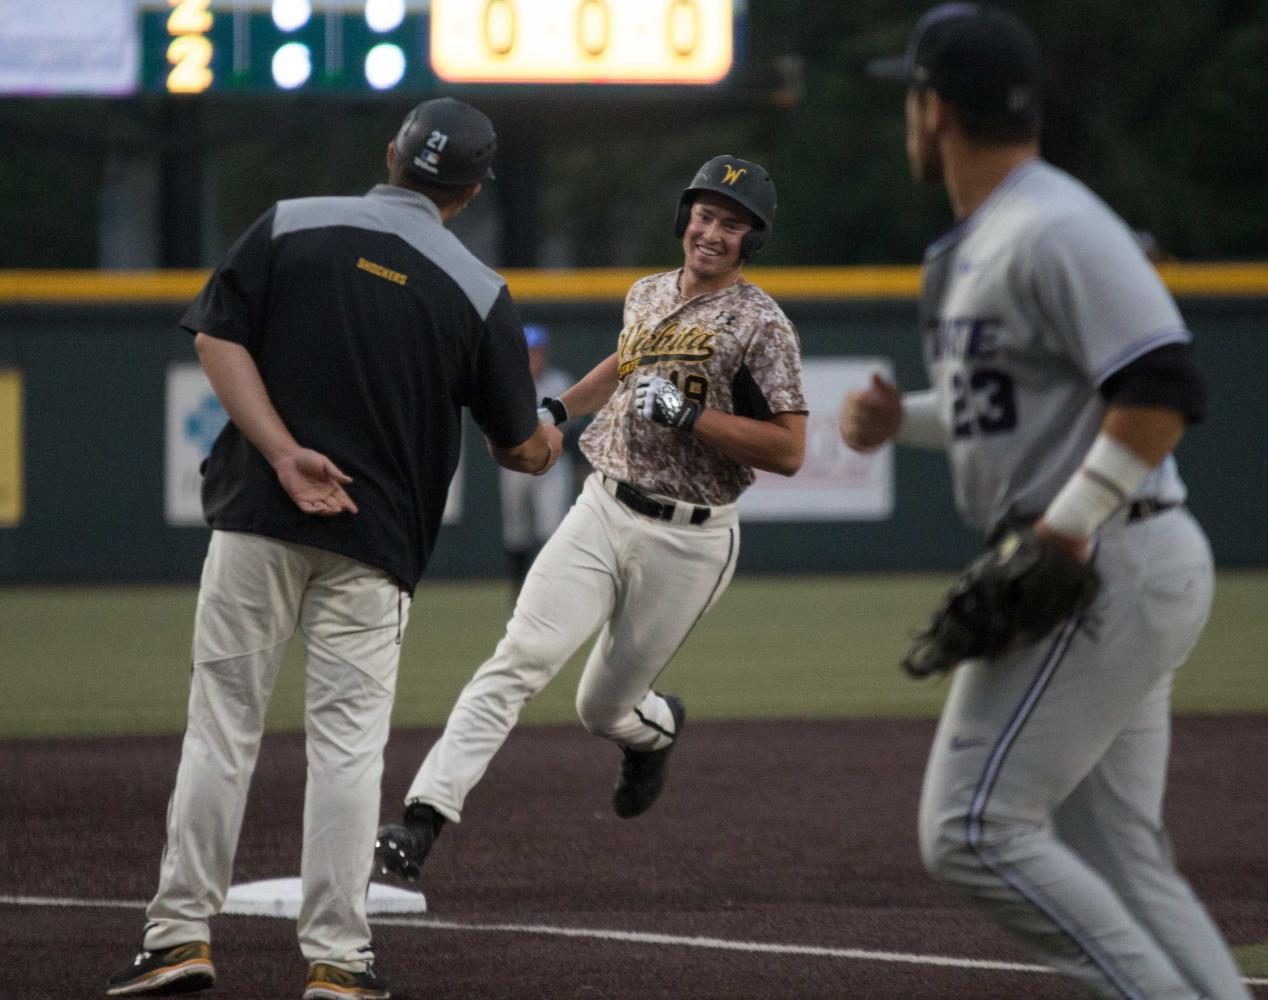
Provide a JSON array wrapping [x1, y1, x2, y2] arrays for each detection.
[[635, 375, 700, 432]]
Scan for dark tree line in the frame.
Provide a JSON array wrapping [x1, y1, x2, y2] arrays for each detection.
[[1, 1, 1264, 269]]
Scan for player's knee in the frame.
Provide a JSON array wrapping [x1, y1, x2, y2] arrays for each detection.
[[574, 693, 623, 738], [921, 806, 1041, 895], [918, 809, 980, 886]]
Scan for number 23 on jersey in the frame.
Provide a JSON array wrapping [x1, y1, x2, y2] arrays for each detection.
[[950, 368, 1017, 438]]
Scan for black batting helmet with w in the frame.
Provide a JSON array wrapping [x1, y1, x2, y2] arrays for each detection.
[[674, 155, 777, 261]]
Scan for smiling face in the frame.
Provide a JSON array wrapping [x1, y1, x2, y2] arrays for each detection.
[[680, 191, 755, 294]]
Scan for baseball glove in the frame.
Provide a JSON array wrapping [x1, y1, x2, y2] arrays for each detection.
[[902, 528, 1101, 678]]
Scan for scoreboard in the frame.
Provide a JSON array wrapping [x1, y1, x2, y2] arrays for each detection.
[[140, 0, 736, 95], [142, 0, 431, 93]]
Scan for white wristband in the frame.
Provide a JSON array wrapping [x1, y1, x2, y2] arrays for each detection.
[[1043, 433, 1154, 538], [895, 390, 947, 450]]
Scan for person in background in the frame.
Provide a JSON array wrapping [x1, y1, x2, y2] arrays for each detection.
[[500, 323, 576, 595]]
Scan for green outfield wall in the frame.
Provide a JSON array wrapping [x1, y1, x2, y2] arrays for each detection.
[[1, 267, 1264, 583]]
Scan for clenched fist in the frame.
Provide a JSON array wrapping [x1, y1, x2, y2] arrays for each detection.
[[634, 375, 700, 432], [840, 373, 903, 452]]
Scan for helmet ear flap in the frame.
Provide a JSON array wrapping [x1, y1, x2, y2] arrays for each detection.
[[740, 228, 767, 261], [673, 194, 693, 238]]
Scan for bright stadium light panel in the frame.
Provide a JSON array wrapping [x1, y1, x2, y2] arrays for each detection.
[[364, 43, 407, 89], [365, 0, 406, 33], [272, 0, 313, 33], [272, 42, 312, 88]]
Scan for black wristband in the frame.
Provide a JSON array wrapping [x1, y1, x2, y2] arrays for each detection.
[[541, 397, 568, 425]]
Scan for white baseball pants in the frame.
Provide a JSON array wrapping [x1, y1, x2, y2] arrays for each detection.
[[919, 508, 1250, 999], [406, 473, 740, 820], [143, 530, 409, 971]]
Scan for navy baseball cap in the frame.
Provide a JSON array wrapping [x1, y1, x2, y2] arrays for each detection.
[[394, 97, 497, 186], [867, 3, 1041, 124]]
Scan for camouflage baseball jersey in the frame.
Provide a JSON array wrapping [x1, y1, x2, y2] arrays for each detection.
[[580, 269, 806, 506]]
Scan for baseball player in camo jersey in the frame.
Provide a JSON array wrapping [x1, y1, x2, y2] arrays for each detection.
[[844, 6, 1250, 998], [376, 155, 807, 878]]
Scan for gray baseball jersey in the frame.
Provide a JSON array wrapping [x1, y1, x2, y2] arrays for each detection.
[[916, 159, 1250, 999], [920, 160, 1189, 535]]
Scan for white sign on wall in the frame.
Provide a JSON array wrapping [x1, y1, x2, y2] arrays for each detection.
[[166, 364, 227, 526], [0, 0, 138, 95], [739, 357, 894, 522], [165, 362, 463, 526]]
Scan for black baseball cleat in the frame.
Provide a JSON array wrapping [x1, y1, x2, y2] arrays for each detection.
[[105, 941, 215, 996], [612, 693, 686, 818], [375, 801, 445, 883]]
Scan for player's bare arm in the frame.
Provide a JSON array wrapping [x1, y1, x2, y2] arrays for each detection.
[[1100, 404, 1187, 466], [555, 352, 621, 420], [693, 410, 806, 477], [1036, 404, 1186, 560], [193, 332, 357, 516], [487, 421, 564, 476]]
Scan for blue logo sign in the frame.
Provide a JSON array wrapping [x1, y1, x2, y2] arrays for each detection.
[[184, 392, 228, 456]]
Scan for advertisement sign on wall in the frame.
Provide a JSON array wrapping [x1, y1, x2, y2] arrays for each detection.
[[165, 364, 228, 526], [165, 363, 463, 527], [740, 357, 894, 522], [0, 0, 138, 95]]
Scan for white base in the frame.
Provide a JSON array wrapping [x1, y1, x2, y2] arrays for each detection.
[[222, 878, 426, 918]]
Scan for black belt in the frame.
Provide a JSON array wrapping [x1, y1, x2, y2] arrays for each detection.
[[989, 499, 1179, 546], [1126, 499, 1180, 522], [606, 477, 711, 526]]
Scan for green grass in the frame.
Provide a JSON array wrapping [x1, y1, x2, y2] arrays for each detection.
[[1, 571, 1266, 739], [1233, 942, 1268, 976]]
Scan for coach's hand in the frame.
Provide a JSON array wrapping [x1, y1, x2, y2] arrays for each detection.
[[840, 373, 902, 452], [635, 375, 700, 432], [273, 448, 359, 516]]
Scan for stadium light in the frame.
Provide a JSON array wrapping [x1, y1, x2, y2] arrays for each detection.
[[365, 0, 406, 33], [271, 0, 312, 32], [364, 43, 407, 89], [272, 42, 312, 88]]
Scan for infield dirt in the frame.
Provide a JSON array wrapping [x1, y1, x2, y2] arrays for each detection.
[[2, 716, 1265, 999]]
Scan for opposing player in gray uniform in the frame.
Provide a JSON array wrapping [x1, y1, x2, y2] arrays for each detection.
[[377, 155, 807, 878], [843, 6, 1250, 998]]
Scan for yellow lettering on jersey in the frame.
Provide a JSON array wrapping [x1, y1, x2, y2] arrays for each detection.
[[356, 257, 408, 286], [617, 320, 715, 378]]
